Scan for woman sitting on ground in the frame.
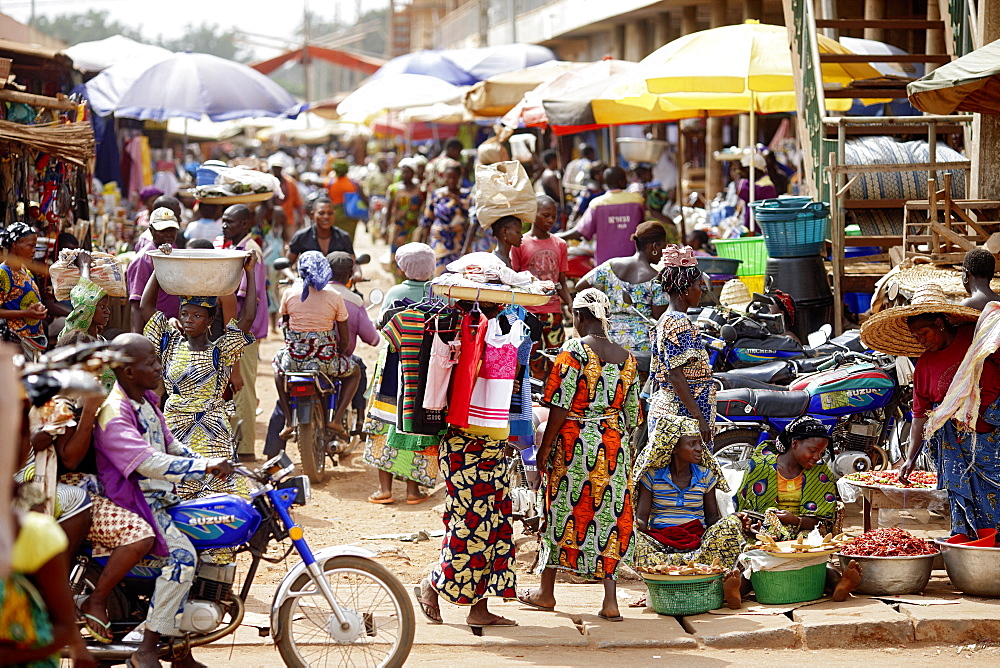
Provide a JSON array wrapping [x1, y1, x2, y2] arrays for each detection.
[[723, 416, 862, 609]]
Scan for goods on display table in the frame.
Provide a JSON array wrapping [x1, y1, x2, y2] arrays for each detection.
[[841, 469, 948, 531], [836, 528, 937, 596], [748, 532, 849, 556], [843, 470, 938, 489], [839, 527, 938, 557]]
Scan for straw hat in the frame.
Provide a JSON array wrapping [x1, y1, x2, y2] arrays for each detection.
[[719, 279, 752, 312], [860, 283, 981, 357]]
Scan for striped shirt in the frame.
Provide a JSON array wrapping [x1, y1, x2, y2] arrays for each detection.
[[382, 308, 427, 433], [641, 464, 718, 529]]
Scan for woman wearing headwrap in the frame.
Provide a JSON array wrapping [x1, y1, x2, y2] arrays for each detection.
[[139, 254, 258, 501], [0, 222, 48, 359], [379, 242, 435, 316], [648, 245, 714, 444], [416, 159, 477, 274], [518, 288, 640, 621], [273, 251, 360, 441], [576, 220, 669, 352], [735, 416, 840, 540], [629, 415, 745, 576]]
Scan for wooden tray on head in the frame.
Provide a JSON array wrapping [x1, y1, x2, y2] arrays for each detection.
[[197, 191, 274, 205], [432, 283, 550, 306]]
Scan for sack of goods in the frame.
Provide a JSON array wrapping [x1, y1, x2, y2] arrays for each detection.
[[50, 249, 127, 299], [474, 160, 536, 228]]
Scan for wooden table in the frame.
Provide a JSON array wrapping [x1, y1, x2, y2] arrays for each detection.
[[847, 483, 949, 532]]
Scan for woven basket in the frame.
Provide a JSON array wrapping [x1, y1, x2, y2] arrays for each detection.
[[750, 562, 826, 605], [643, 575, 724, 616]]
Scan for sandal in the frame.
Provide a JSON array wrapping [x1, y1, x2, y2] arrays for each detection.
[[278, 425, 295, 440], [367, 492, 395, 504], [412, 582, 442, 624], [406, 493, 430, 505], [82, 611, 114, 644]]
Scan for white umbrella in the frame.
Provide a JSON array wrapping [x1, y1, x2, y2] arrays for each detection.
[[85, 49, 174, 116], [114, 52, 301, 122], [336, 74, 465, 123], [65, 35, 172, 73]]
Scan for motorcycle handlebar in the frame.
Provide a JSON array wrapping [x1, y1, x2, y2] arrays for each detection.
[[815, 351, 880, 372]]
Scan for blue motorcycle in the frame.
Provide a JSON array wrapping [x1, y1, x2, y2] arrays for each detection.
[[712, 351, 910, 477], [73, 452, 414, 667]]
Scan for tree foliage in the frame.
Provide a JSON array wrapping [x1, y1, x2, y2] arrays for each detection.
[[33, 10, 143, 46]]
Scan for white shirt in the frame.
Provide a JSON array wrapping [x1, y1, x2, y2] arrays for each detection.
[[184, 218, 223, 241]]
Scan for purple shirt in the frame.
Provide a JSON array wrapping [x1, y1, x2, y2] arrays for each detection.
[[575, 189, 646, 265], [332, 283, 379, 355], [127, 250, 180, 319], [92, 385, 173, 556], [215, 235, 268, 340]]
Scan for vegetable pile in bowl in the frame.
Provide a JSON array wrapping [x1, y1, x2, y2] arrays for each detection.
[[839, 527, 938, 557]]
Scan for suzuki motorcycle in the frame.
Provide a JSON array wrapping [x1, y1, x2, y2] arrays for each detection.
[[712, 351, 911, 477], [73, 452, 414, 667]]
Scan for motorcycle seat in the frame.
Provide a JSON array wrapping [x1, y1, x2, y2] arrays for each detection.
[[723, 360, 795, 385], [716, 388, 811, 418], [714, 373, 786, 391]]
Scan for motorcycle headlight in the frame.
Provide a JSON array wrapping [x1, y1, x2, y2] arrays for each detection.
[[277, 475, 310, 506]]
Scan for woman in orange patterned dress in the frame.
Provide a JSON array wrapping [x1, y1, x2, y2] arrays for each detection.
[[518, 289, 641, 621]]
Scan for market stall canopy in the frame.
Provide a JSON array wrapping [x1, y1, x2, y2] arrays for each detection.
[[372, 50, 478, 86], [256, 113, 354, 144], [308, 95, 346, 120], [336, 74, 465, 123], [397, 102, 474, 124], [907, 38, 1000, 114], [840, 36, 922, 79], [500, 58, 635, 135], [113, 52, 301, 122], [465, 61, 585, 117], [448, 43, 556, 82], [165, 117, 245, 142], [644, 21, 883, 95], [249, 45, 383, 77], [64, 35, 171, 73]]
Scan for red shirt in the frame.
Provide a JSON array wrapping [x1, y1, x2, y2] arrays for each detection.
[[912, 324, 1000, 432], [510, 233, 568, 313]]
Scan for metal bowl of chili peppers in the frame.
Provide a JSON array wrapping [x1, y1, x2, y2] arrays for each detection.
[[936, 536, 1000, 597], [837, 528, 937, 596]]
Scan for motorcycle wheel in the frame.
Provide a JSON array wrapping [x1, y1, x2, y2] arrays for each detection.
[[712, 429, 761, 470], [276, 556, 414, 668], [297, 402, 328, 484]]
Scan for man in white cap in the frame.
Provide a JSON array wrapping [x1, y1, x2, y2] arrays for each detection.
[[127, 207, 181, 331]]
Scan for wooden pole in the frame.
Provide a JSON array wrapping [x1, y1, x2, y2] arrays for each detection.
[[972, 0, 1000, 199]]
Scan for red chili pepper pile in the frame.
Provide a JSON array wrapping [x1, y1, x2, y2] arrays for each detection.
[[840, 528, 938, 557], [844, 470, 938, 489]]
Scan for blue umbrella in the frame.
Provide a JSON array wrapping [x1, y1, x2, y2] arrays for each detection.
[[114, 52, 301, 122], [372, 50, 478, 86]]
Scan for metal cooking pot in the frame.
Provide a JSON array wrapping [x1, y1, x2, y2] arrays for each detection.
[[149, 249, 248, 297], [836, 553, 935, 596], [936, 539, 1000, 597]]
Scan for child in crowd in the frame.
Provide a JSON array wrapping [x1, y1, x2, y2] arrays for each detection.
[[490, 215, 523, 269], [511, 195, 573, 379]]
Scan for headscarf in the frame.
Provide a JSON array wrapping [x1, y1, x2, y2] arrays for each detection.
[[633, 414, 730, 493], [331, 159, 349, 177], [395, 242, 435, 281], [180, 296, 217, 310], [59, 277, 107, 341], [572, 287, 611, 322], [774, 416, 830, 454], [658, 244, 703, 295], [298, 250, 331, 301], [770, 289, 796, 327], [0, 222, 35, 249]]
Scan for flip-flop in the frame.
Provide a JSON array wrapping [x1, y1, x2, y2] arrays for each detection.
[[468, 616, 518, 631], [405, 493, 430, 505], [367, 493, 396, 504], [82, 611, 114, 644], [597, 612, 624, 622], [516, 589, 555, 611], [412, 585, 443, 624], [628, 597, 647, 608]]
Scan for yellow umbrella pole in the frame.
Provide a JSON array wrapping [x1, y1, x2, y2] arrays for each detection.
[[749, 92, 756, 233]]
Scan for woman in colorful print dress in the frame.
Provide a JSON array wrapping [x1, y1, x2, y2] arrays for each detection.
[[576, 221, 669, 352], [648, 245, 714, 444], [139, 255, 258, 500], [384, 159, 425, 279], [417, 160, 476, 274], [0, 223, 48, 359], [518, 289, 640, 621]]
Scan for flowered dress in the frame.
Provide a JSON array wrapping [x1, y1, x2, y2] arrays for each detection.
[[538, 338, 641, 579], [386, 182, 425, 252], [420, 186, 482, 273], [0, 263, 47, 357], [144, 311, 253, 499], [649, 311, 715, 439], [581, 262, 668, 352]]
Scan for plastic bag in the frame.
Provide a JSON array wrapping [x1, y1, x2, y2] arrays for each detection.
[[474, 161, 537, 228], [50, 250, 127, 300]]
